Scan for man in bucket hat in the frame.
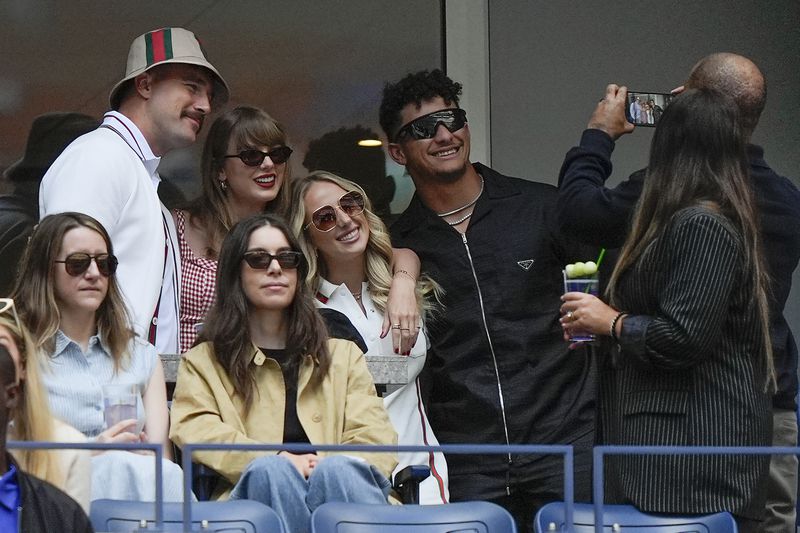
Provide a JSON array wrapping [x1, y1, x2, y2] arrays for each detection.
[[40, 27, 229, 353]]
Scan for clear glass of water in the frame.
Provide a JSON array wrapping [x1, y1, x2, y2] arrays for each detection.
[[102, 383, 144, 434]]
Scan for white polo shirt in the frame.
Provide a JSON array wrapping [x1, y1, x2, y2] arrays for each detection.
[[315, 278, 449, 504], [40, 111, 179, 353]]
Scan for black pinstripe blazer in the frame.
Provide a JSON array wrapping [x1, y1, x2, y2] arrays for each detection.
[[602, 206, 772, 520]]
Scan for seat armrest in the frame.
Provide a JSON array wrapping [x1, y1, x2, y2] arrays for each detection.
[[392, 465, 430, 504]]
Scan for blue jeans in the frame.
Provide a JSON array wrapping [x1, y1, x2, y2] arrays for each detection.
[[230, 454, 391, 533]]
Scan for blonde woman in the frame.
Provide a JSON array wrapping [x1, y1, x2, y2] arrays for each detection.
[[0, 302, 90, 512], [12, 212, 184, 502], [290, 171, 449, 504]]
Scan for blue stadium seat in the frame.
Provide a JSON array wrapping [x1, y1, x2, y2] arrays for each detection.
[[90, 499, 284, 532], [310, 500, 517, 532], [534, 502, 737, 532]]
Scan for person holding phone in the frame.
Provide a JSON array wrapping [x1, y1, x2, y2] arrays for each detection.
[[12, 212, 184, 502], [559, 87, 772, 531], [557, 53, 800, 532]]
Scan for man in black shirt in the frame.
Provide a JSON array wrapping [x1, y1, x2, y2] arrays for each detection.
[[381, 70, 596, 532], [557, 53, 800, 532]]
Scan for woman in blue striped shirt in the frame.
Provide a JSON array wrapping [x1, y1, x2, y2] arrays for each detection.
[[12, 211, 185, 502]]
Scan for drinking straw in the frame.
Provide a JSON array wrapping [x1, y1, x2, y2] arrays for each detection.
[[595, 248, 606, 270], [584, 247, 606, 293]]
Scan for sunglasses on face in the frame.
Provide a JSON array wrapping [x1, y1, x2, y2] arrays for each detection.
[[394, 108, 468, 142], [304, 191, 366, 232], [223, 146, 293, 166], [242, 250, 303, 270], [54, 253, 118, 277]]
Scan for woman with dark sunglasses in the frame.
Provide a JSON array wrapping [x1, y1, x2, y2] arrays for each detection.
[[289, 171, 449, 505], [12, 212, 186, 502], [171, 106, 294, 352], [170, 213, 397, 533]]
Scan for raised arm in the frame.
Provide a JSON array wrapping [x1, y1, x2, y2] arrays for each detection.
[[557, 84, 641, 247]]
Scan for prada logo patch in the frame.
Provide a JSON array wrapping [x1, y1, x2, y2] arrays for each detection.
[[517, 259, 534, 271]]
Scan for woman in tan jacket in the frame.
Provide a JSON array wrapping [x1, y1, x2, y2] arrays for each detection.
[[170, 213, 396, 533]]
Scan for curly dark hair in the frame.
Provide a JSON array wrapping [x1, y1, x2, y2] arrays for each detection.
[[379, 69, 462, 142]]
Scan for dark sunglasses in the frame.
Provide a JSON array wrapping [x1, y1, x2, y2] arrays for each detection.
[[395, 108, 468, 142], [304, 191, 366, 232], [223, 146, 293, 166], [242, 250, 303, 270], [54, 253, 118, 277]]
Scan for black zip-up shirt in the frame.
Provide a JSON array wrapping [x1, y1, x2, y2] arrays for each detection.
[[392, 163, 597, 501]]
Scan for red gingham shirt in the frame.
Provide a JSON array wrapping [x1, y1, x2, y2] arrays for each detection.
[[175, 210, 217, 353]]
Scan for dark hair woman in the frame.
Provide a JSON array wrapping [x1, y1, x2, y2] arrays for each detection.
[[170, 213, 397, 533], [559, 86, 772, 532]]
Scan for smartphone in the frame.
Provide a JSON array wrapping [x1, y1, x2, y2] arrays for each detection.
[[625, 91, 675, 127]]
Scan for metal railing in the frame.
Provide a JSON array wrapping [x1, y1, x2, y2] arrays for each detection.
[[178, 442, 574, 531], [590, 445, 800, 533], [21, 440, 793, 532]]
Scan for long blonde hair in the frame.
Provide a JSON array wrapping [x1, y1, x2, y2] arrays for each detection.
[[289, 171, 440, 315], [1, 315, 64, 487]]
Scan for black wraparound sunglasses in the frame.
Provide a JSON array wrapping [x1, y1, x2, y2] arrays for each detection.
[[394, 108, 467, 142]]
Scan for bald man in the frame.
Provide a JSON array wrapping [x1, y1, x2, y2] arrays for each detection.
[[557, 53, 800, 531]]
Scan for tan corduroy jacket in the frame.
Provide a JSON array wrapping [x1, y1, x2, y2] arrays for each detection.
[[169, 338, 397, 499]]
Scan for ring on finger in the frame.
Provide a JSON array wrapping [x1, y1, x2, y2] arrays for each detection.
[[566, 311, 574, 320], [391, 324, 402, 329]]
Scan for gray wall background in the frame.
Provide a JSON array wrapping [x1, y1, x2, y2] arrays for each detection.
[[487, 0, 800, 354]]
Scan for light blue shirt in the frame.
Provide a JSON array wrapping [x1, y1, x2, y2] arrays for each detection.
[[42, 331, 156, 437]]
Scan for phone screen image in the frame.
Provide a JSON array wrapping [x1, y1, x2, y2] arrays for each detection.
[[626, 91, 675, 127]]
